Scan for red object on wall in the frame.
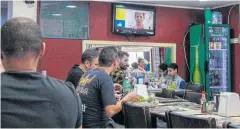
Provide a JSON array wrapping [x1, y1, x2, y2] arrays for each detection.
[[215, 5, 240, 94], [38, 1, 204, 81]]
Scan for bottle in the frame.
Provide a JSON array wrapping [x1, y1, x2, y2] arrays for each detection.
[[122, 77, 132, 96], [204, 9, 212, 24], [201, 91, 207, 113], [193, 46, 202, 84], [42, 70, 47, 78]]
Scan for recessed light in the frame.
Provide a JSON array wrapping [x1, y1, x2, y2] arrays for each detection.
[[66, 5, 77, 8], [52, 13, 62, 16]]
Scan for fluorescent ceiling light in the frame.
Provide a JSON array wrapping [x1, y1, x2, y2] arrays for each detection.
[[199, 0, 208, 1], [66, 5, 77, 8], [52, 13, 62, 16]]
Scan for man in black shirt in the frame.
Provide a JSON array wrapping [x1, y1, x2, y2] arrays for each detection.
[[76, 46, 138, 128], [1, 17, 82, 128], [66, 48, 99, 88]]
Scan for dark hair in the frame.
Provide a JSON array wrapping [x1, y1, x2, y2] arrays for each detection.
[[98, 46, 118, 67], [158, 63, 168, 71], [1, 17, 42, 58], [81, 48, 99, 63], [131, 62, 138, 69], [138, 57, 144, 64], [118, 51, 129, 59], [168, 63, 178, 70]]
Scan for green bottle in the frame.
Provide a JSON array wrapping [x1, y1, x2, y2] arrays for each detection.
[[122, 77, 132, 96], [204, 9, 212, 24], [193, 46, 202, 84]]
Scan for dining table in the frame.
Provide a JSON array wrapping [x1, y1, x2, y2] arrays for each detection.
[[134, 96, 240, 128]]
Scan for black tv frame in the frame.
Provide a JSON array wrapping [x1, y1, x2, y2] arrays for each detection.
[[112, 3, 156, 37]]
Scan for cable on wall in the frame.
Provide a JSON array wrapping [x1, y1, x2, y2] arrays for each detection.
[[228, 4, 238, 24]]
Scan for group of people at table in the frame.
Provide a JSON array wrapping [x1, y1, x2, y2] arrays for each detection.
[[1, 17, 186, 128]]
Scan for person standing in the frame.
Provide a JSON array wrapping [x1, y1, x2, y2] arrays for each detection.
[[66, 48, 99, 88], [77, 46, 138, 128], [1, 17, 82, 128]]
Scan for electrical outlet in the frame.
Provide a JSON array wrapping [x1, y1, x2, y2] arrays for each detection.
[[231, 38, 239, 44], [238, 34, 240, 43]]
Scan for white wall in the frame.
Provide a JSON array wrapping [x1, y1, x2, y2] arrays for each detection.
[[11, 0, 37, 22]]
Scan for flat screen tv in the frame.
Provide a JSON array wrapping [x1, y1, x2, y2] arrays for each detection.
[[112, 4, 156, 36]]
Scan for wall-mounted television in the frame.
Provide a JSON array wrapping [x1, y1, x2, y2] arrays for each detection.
[[112, 4, 156, 36]]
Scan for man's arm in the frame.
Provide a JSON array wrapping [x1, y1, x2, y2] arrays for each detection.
[[75, 94, 83, 128], [100, 79, 138, 117], [180, 81, 186, 89], [105, 92, 138, 117]]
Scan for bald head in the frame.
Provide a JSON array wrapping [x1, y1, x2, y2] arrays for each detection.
[[1, 17, 43, 59]]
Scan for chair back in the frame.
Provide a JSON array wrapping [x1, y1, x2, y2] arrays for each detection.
[[167, 111, 217, 128], [186, 83, 203, 93], [222, 121, 240, 128], [122, 102, 151, 128], [184, 91, 202, 104], [155, 88, 173, 98], [172, 91, 185, 98]]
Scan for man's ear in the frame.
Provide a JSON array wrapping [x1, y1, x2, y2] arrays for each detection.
[[1, 53, 3, 59], [85, 60, 91, 67], [40, 42, 46, 58]]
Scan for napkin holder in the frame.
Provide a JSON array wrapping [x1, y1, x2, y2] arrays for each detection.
[[218, 92, 240, 117], [134, 84, 149, 99]]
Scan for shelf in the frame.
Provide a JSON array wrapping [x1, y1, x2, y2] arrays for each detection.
[[210, 86, 227, 89], [209, 68, 226, 70], [209, 49, 227, 51]]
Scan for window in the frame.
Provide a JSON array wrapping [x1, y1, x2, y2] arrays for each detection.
[[1, 1, 11, 26], [39, 1, 89, 39]]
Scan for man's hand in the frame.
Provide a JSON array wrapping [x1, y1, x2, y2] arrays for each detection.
[[122, 92, 138, 102], [130, 78, 136, 86], [115, 94, 121, 101], [114, 83, 122, 93]]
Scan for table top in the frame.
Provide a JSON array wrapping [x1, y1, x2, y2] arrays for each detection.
[[133, 97, 240, 128]]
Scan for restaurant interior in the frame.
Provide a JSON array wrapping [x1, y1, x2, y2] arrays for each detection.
[[1, 0, 240, 128]]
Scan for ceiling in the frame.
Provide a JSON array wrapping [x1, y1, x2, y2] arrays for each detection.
[[1, 0, 239, 10], [108, 0, 240, 10]]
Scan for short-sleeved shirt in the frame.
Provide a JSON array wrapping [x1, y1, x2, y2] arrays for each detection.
[[76, 69, 116, 128], [66, 64, 84, 88], [1, 71, 82, 128], [110, 68, 126, 85], [166, 75, 186, 89]]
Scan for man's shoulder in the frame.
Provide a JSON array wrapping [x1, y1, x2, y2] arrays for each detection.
[[48, 76, 75, 92], [68, 66, 84, 76], [176, 75, 185, 82], [110, 68, 124, 76]]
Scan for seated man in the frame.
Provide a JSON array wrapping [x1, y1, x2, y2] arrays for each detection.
[[77, 46, 138, 128], [1, 17, 82, 128], [167, 63, 186, 89], [110, 51, 135, 125], [158, 63, 172, 85], [66, 48, 99, 88]]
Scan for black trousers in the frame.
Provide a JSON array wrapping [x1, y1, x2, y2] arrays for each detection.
[[111, 110, 124, 125]]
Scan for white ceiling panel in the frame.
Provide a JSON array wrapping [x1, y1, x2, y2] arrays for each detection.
[[117, 0, 240, 10]]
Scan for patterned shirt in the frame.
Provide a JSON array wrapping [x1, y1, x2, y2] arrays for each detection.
[[110, 68, 126, 85]]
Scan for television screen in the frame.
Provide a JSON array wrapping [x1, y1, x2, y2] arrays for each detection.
[[112, 4, 156, 36]]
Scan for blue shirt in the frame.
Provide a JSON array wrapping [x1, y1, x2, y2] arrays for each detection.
[[166, 75, 186, 89]]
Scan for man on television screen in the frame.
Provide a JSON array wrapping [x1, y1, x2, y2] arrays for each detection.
[[134, 12, 145, 29]]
